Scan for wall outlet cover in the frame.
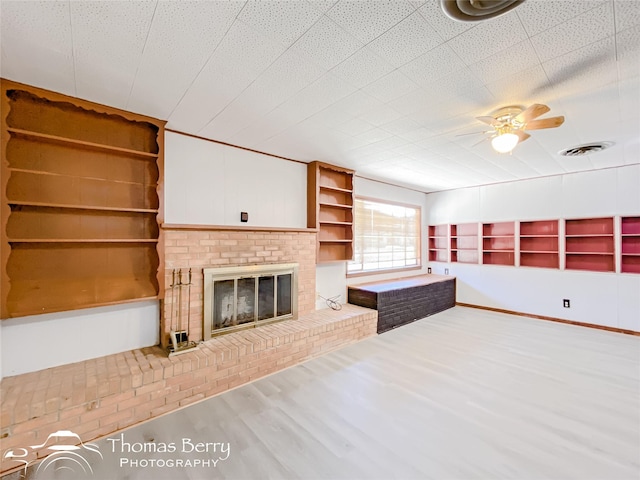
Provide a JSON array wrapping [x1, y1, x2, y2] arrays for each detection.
[[563, 299, 570, 308], [240, 212, 248, 222]]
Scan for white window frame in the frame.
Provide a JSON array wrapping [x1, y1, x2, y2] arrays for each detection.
[[347, 196, 422, 276]]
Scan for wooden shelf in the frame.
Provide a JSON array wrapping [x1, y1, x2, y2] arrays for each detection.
[[483, 222, 514, 265], [565, 217, 614, 272], [8, 200, 158, 213], [8, 238, 158, 243], [519, 220, 559, 269], [8, 167, 152, 187], [2, 82, 164, 319], [308, 161, 354, 263], [7, 127, 158, 159], [621, 217, 640, 274], [319, 202, 352, 209], [428, 225, 448, 262], [450, 223, 478, 264], [319, 185, 352, 194], [319, 221, 352, 226]]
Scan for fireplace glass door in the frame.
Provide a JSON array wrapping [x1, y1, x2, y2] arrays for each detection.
[[204, 264, 298, 338]]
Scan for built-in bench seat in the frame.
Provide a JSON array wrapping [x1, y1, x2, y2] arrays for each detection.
[[0, 304, 377, 475], [348, 274, 455, 333]]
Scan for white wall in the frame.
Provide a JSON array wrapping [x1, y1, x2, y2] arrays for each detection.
[[1, 301, 159, 378], [164, 131, 306, 228], [425, 164, 640, 332], [316, 176, 430, 309]]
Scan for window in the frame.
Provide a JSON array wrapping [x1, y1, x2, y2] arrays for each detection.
[[348, 197, 421, 275]]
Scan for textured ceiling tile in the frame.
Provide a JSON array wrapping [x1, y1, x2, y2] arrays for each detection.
[[335, 117, 376, 136], [237, 0, 324, 46], [231, 49, 326, 117], [331, 47, 395, 88], [469, 39, 540, 85], [269, 72, 359, 126], [516, 0, 607, 37], [326, 0, 416, 44], [168, 20, 287, 132], [388, 88, 443, 116], [614, 0, 640, 31], [1, 0, 72, 52], [446, 12, 529, 65], [367, 11, 444, 67], [290, 16, 364, 70], [617, 26, 640, 80], [400, 44, 466, 87], [542, 36, 617, 97], [71, 1, 156, 107], [0, 1, 74, 95], [362, 70, 420, 103], [484, 65, 553, 104], [417, 1, 474, 41], [422, 68, 493, 105], [128, 1, 244, 118], [530, 2, 614, 63], [359, 104, 403, 126], [380, 116, 422, 136], [308, 0, 339, 14]]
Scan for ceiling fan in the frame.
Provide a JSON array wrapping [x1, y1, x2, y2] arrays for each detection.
[[471, 103, 565, 153]]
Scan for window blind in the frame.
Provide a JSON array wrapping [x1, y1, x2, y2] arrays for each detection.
[[348, 198, 421, 274]]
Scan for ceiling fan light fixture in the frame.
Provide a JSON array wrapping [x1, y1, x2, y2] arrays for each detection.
[[491, 132, 519, 153]]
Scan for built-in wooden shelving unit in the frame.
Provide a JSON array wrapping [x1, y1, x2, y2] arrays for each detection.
[[1, 80, 165, 318], [621, 216, 640, 274], [565, 217, 614, 272], [428, 224, 448, 262], [450, 223, 478, 264], [482, 222, 515, 265], [307, 161, 354, 263], [520, 220, 559, 269]]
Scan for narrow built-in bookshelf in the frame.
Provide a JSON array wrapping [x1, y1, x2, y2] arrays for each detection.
[[482, 222, 515, 265], [307, 161, 354, 263], [520, 220, 559, 268], [428, 225, 448, 262], [450, 223, 478, 264], [565, 217, 614, 272], [621, 216, 640, 274]]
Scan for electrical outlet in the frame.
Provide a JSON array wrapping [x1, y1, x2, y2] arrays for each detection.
[[427, 267, 432, 274], [563, 299, 570, 308], [444, 268, 449, 275]]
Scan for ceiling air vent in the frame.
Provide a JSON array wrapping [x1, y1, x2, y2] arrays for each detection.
[[440, 0, 526, 22], [559, 142, 614, 157]]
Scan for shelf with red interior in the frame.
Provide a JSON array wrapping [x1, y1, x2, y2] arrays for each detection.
[[482, 222, 515, 266], [428, 224, 448, 262], [621, 216, 640, 274], [565, 217, 614, 272], [450, 223, 478, 264], [519, 220, 559, 269]]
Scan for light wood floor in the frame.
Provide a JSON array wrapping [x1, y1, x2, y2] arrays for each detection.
[[9, 307, 640, 480]]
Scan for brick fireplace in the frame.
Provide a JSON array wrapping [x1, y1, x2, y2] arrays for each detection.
[[161, 226, 316, 348]]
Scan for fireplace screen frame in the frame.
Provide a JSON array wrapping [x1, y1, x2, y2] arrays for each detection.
[[203, 263, 298, 339]]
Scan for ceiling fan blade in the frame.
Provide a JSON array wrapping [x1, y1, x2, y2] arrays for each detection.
[[514, 130, 530, 143], [525, 116, 565, 130], [476, 116, 500, 126], [514, 104, 550, 123]]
